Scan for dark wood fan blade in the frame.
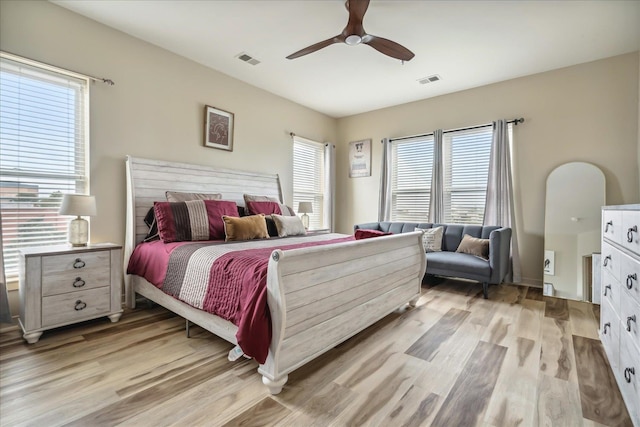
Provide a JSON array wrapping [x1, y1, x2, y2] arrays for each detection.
[[286, 36, 344, 60], [363, 34, 415, 61], [344, 0, 370, 35]]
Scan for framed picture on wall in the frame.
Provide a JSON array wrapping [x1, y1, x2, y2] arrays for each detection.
[[204, 105, 234, 151], [544, 250, 555, 276], [349, 139, 371, 178]]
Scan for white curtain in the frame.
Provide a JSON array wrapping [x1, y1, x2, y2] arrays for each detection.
[[0, 211, 11, 324], [428, 129, 444, 223], [324, 143, 336, 231], [484, 119, 521, 283], [378, 138, 392, 221]]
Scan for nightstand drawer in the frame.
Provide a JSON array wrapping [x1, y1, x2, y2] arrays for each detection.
[[42, 266, 111, 297], [42, 250, 111, 274], [42, 286, 111, 327]]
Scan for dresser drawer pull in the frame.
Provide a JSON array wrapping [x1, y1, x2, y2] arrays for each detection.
[[604, 285, 611, 296], [605, 220, 613, 232], [603, 322, 611, 334], [74, 300, 87, 311], [627, 273, 637, 290], [603, 255, 611, 267], [626, 314, 636, 332], [73, 259, 86, 269], [72, 277, 86, 288], [628, 225, 638, 243], [624, 367, 635, 383]]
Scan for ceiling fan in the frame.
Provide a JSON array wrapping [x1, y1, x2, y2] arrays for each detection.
[[286, 0, 415, 62]]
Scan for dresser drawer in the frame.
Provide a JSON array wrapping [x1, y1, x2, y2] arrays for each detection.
[[620, 291, 640, 350], [602, 242, 622, 281], [42, 286, 111, 327], [603, 209, 623, 244], [601, 297, 620, 369], [621, 250, 640, 305], [42, 250, 111, 275], [619, 336, 640, 426], [602, 269, 622, 314], [42, 265, 111, 297], [622, 210, 640, 257]]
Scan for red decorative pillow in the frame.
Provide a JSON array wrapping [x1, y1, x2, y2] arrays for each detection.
[[154, 200, 238, 242], [354, 229, 392, 240], [246, 201, 282, 216]]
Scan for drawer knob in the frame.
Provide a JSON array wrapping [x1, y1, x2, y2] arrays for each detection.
[[604, 285, 611, 296], [624, 367, 635, 383], [73, 259, 86, 269], [603, 322, 611, 334], [605, 220, 613, 232], [603, 255, 612, 267], [72, 277, 86, 288], [626, 314, 636, 332], [628, 225, 638, 243], [627, 273, 637, 290], [74, 300, 87, 311]]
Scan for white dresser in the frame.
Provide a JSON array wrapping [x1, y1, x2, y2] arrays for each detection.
[[600, 204, 640, 426]]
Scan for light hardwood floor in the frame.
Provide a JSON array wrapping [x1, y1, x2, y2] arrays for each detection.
[[0, 280, 633, 427]]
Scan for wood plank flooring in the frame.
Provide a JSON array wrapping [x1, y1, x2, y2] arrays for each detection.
[[0, 280, 633, 427]]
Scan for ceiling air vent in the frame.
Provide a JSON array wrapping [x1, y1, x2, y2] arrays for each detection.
[[417, 74, 441, 84], [236, 52, 261, 66]]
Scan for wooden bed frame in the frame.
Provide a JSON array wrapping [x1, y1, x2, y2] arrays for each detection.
[[124, 156, 426, 394]]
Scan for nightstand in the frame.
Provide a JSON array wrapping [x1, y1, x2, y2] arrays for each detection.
[[18, 243, 123, 344]]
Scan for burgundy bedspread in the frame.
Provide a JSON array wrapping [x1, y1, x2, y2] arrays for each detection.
[[127, 234, 353, 363]]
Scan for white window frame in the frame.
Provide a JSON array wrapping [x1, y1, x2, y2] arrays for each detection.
[[292, 136, 325, 230], [0, 52, 90, 284], [390, 136, 434, 222], [442, 126, 493, 224]]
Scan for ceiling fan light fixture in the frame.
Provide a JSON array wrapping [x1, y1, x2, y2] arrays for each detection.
[[345, 35, 362, 46]]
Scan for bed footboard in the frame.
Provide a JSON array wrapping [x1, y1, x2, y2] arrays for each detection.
[[258, 231, 425, 394]]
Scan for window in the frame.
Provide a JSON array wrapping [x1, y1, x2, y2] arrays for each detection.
[[442, 127, 492, 224], [390, 136, 434, 221], [293, 137, 325, 230], [0, 54, 89, 282]]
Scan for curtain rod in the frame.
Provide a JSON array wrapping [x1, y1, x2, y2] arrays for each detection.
[[0, 51, 115, 86], [389, 117, 524, 143]]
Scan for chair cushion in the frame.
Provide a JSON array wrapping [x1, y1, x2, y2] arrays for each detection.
[[426, 251, 491, 278]]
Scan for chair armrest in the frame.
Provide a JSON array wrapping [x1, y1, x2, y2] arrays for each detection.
[[353, 222, 382, 232], [488, 227, 512, 283]]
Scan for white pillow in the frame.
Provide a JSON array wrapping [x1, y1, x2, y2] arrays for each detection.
[[415, 226, 444, 252], [271, 214, 306, 237]]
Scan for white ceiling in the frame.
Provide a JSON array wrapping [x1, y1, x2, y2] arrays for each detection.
[[53, 0, 640, 119]]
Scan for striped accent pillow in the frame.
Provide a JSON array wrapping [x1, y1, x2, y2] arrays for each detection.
[[154, 200, 238, 242]]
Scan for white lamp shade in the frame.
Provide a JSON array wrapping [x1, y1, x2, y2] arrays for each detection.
[[59, 194, 97, 217], [298, 202, 313, 214]]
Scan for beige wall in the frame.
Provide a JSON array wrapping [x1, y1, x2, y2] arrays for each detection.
[[0, 0, 337, 252], [336, 53, 640, 286]]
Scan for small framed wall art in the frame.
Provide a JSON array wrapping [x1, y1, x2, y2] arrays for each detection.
[[204, 105, 234, 151], [349, 138, 371, 178]]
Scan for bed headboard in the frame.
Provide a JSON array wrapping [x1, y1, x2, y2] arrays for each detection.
[[124, 156, 283, 303]]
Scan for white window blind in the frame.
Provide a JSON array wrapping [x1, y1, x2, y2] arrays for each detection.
[[0, 55, 89, 281], [293, 137, 324, 230], [390, 136, 434, 222], [442, 127, 492, 224]]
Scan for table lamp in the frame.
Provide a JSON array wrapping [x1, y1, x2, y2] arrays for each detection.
[[59, 194, 97, 246], [298, 202, 313, 230]]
